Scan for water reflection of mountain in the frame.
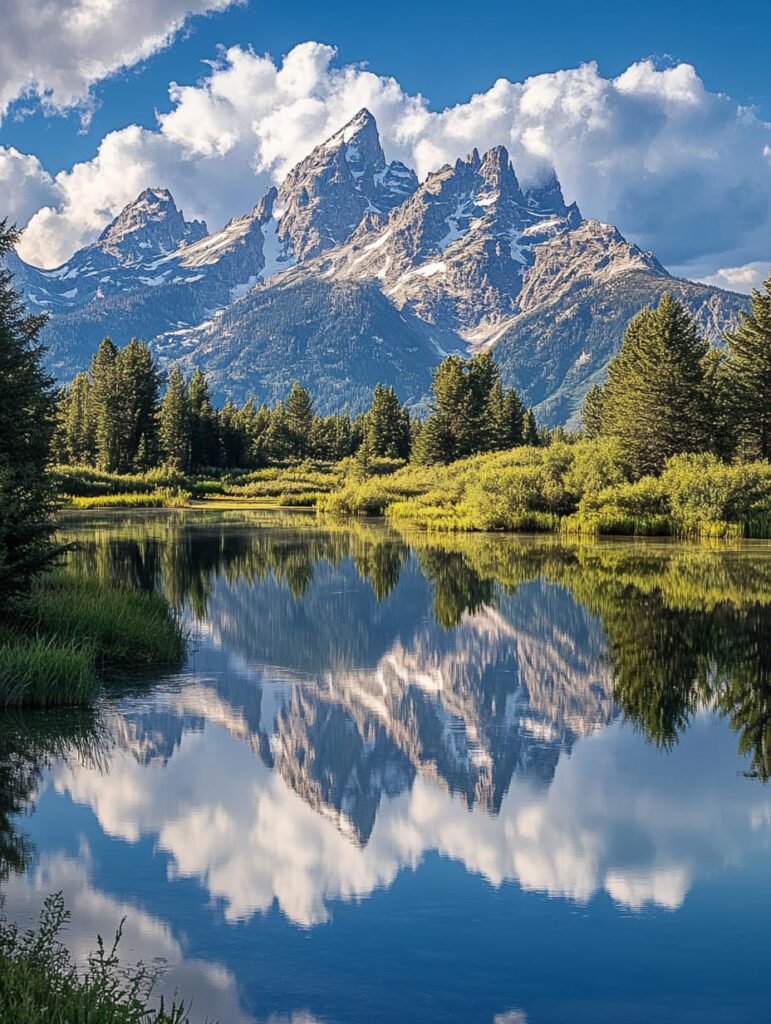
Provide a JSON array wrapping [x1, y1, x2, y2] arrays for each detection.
[[108, 557, 614, 844], [2, 518, 769, 944], [61, 516, 771, 846]]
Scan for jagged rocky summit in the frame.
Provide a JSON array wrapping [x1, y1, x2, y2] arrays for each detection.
[[11, 108, 747, 426]]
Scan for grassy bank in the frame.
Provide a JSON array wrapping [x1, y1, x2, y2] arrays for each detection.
[[319, 443, 771, 538], [0, 893, 201, 1024], [52, 447, 771, 537], [53, 458, 402, 510], [52, 460, 341, 509], [0, 574, 186, 708]]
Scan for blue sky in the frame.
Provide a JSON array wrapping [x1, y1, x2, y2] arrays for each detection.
[[2, 0, 770, 288], [5, 0, 771, 172]]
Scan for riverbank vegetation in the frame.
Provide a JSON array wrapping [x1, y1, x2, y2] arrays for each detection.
[[0, 893, 196, 1023], [0, 573, 186, 707]]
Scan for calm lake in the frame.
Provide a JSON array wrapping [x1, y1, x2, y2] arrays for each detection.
[[2, 512, 770, 1024]]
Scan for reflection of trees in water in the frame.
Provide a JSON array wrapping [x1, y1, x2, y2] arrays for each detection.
[[62, 515, 409, 613], [549, 549, 771, 781], [59, 514, 771, 781], [0, 710, 110, 880], [605, 597, 771, 781]]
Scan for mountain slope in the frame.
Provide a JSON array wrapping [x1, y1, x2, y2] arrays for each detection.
[[157, 275, 440, 413], [489, 220, 748, 426]]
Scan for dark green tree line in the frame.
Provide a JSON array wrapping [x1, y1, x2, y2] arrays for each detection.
[[413, 351, 530, 465]]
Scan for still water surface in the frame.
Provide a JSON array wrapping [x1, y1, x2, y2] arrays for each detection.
[[2, 512, 770, 1023]]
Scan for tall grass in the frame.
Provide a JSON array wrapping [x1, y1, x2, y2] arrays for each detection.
[[0, 637, 96, 707], [52, 465, 187, 498], [0, 893, 198, 1023], [27, 575, 187, 666], [65, 489, 191, 509], [1, 575, 187, 707]]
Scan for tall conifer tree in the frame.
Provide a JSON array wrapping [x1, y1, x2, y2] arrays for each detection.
[[599, 293, 709, 476], [724, 275, 771, 460], [188, 368, 219, 469], [90, 338, 122, 471], [286, 382, 314, 457], [0, 222, 57, 596], [159, 365, 190, 469]]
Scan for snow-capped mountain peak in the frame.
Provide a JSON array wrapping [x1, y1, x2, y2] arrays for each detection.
[[299, 142, 582, 350], [97, 187, 207, 262], [275, 107, 418, 260]]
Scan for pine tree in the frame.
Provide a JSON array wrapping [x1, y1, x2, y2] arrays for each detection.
[[118, 339, 160, 470], [581, 385, 604, 440], [467, 350, 499, 450], [352, 427, 375, 481], [412, 415, 454, 465], [218, 400, 241, 468], [0, 221, 58, 596], [368, 384, 409, 458], [188, 368, 220, 470], [65, 372, 96, 464], [502, 387, 525, 447], [723, 275, 771, 460], [265, 400, 291, 461], [309, 415, 334, 460], [522, 408, 539, 446], [159, 365, 190, 470], [419, 352, 504, 463], [50, 387, 71, 464], [483, 379, 510, 451], [331, 413, 353, 460], [286, 382, 314, 457], [89, 337, 122, 471], [599, 293, 710, 476], [430, 356, 470, 460], [701, 349, 735, 462]]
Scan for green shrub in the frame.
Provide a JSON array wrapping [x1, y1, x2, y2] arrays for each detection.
[[0, 893, 198, 1023], [661, 453, 771, 529], [563, 436, 631, 500]]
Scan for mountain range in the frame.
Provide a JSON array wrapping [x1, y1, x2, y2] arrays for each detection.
[[9, 108, 748, 426]]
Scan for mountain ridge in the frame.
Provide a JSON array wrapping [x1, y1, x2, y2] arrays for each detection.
[[10, 108, 748, 426]]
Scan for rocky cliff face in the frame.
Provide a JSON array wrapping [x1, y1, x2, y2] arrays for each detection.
[[321, 147, 581, 348], [275, 107, 418, 260], [11, 110, 747, 423]]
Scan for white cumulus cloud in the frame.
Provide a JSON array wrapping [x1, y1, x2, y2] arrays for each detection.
[[8, 41, 771, 283], [700, 260, 771, 292], [0, 0, 242, 123], [52, 702, 771, 928]]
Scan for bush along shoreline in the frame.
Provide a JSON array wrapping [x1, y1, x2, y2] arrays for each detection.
[[0, 893, 201, 1024], [0, 572, 187, 708], [317, 444, 771, 538]]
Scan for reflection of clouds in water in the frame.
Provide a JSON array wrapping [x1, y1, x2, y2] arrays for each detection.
[[0, 846, 256, 1024], [52, 712, 771, 929], [494, 1012, 528, 1024]]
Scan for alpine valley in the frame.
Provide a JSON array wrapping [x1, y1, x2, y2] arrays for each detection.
[[10, 109, 748, 426]]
